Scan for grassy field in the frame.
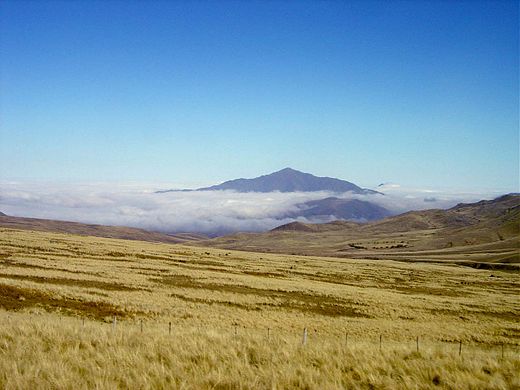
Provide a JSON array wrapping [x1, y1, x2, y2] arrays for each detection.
[[0, 227, 519, 388]]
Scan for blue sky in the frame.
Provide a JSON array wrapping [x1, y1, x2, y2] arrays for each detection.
[[1, 0, 518, 191]]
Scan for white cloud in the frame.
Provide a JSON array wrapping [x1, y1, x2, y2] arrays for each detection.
[[0, 181, 505, 235]]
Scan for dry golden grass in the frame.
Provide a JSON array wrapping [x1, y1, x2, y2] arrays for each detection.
[[1, 312, 519, 389], [0, 227, 519, 388]]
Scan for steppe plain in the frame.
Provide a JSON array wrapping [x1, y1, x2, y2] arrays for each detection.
[[0, 227, 518, 389]]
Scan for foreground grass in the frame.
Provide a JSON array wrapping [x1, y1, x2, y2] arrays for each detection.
[[1, 312, 518, 389], [0, 228, 519, 388]]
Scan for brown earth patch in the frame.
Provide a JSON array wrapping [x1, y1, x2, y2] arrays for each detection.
[[169, 293, 261, 311], [0, 283, 130, 319], [157, 275, 369, 318], [0, 259, 101, 276], [189, 259, 223, 267], [0, 273, 142, 292], [391, 285, 467, 297], [431, 308, 519, 322], [459, 261, 519, 271], [134, 253, 175, 261], [243, 270, 287, 278], [499, 327, 520, 339]]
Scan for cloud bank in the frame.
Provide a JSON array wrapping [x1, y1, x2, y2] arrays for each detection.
[[0, 181, 505, 236]]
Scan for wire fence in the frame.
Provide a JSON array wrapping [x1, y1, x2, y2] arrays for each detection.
[[59, 315, 520, 361]]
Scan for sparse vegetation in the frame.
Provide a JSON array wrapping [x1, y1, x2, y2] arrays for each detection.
[[199, 195, 520, 266], [0, 227, 519, 388]]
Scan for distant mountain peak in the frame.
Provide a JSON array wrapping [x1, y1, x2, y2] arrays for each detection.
[[193, 168, 381, 194], [276, 167, 299, 173]]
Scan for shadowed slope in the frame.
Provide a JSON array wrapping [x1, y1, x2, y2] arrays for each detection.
[[286, 197, 391, 221]]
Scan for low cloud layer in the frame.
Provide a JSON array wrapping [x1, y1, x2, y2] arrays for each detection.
[[0, 181, 505, 235]]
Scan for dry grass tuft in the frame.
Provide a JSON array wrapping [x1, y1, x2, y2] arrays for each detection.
[[0, 312, 518, 389]]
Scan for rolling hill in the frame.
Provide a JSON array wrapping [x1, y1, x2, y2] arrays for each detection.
[[195, 194, 520, 266], [0, 215, 205, 244]]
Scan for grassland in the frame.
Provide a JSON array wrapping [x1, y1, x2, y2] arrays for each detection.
[[0, 227, 519, 388]]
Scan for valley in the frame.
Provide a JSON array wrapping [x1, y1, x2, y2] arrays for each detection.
[[197, 195, 520, 267]]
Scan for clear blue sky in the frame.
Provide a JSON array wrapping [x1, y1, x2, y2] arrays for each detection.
[[1, 0, 518, 190]]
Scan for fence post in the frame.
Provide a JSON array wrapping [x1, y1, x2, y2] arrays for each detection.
[[345, 331, 348, 347], [459, 340, 462, 356], [379, 334, 382, 351], [140, 319, 143, 333], [267, 327, 270, 341], [501, 343, 504, 359], [112, 316, 117, 332], [302, 327, 307, 345], [416, 336, 419, 353], [169, 321, 172, 335]]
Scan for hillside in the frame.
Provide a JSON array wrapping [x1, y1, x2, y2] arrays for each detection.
[[1, 228, 518, 388], [0, 215, 204, 244], [286, 197, 391, 221], [272, 220, 358, 233], [196, 194, 520, 265]]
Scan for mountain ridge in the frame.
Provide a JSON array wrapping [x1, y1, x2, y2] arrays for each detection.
[[158, 168, 380, 194]]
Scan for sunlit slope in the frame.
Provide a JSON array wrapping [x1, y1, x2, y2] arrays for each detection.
[[199, 195, 519, 264], [0, 227, 518, 339], [0, 214, 206, 243], [0, 228, 518, 388]]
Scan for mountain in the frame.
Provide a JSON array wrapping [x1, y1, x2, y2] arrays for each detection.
[[156, 168, 387, 223], [286, 197, 391, 221], [159, 168, 379, 194], [0, 215, 206, 244], [0, 211, 6, 216], [199, 168, 379, 193], [194, 194, 520, 265]]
